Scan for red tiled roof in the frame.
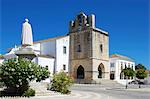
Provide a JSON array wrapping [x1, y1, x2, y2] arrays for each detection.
[[110, 54, 134, 62]]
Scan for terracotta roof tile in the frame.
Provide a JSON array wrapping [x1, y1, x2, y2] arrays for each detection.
[[110, 54, 134, 62]]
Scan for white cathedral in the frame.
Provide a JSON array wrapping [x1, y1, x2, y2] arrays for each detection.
[[0, 13, 135, 85]]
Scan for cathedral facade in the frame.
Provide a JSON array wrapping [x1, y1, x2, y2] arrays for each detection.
[[69, 13, 110, 83]]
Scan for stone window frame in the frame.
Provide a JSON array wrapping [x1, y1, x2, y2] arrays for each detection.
[[100, 44, 103, 53], [77, 45, 81, 52]]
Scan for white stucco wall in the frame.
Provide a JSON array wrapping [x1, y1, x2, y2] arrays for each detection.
[[0, 59, 4, 64], [33, 36, 69, 74], [55, 36, 69, 73], [32, 57, 55, 83], [40, 40, 56, 57], [33, 57, 55, 75]]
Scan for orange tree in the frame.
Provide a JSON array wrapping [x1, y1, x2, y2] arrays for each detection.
[[122, 67, 135, 89], [0, 58, 49, 96]]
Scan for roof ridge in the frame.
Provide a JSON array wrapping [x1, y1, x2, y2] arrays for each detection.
[[33, 35, 67, 44], [110, 54, 134, 62]]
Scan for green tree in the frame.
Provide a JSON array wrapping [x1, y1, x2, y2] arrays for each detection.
[[0, 58, 50, 96], [135, 64, 146, 70], [135, 64, 147, 88], [136, 69, 147, 79], [122, 67, 135, 89], [122, 68, 135, 78], [50, 71, 74, 94]]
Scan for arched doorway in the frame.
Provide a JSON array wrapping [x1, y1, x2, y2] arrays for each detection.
[[77, 65, 84, 79], [98, 63, 105, 78]]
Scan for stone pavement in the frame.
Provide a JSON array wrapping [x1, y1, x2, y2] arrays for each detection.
[[2, 82, 150, 99], [31, 90, 105, 99], [29, 82, 118, 99], [29, 82, 105, 99]]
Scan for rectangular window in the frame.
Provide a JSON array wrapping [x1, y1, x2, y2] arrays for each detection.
[[100, 44, 103, 53], [125, 63, 127, 69], [63, 46, 66, 54], [63, 64, 66, 70], [110, 63, 115, 67], [77, 45, 81, 52], [128, 63, 130, 68]]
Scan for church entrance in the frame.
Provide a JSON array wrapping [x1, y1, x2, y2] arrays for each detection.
[[77, 65, 84, 79], [98, 63, 105, 78]]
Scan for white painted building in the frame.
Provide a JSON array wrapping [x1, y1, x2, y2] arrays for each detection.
[[3, 35, 69, 74], [2, 35, 69, 82], [32, 35, 70, 74], [109, 54, 135, 85]]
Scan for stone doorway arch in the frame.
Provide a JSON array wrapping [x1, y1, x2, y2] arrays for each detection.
[[98, 63, 105, 78], [77, 65, 84, 79]]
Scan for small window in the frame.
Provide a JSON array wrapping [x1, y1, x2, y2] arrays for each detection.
[[132, 64, 133, 70], [110, 63, 115, 67], [128, 63, 130, 68], [125, 63, 127, 69], [63, 46, 66, 54], [77, 45, 81, 52], [63, 64, 66, 70], [121, 65, 123, 71], [46, 66, 48, 69], [100, 44, 103, 53], [121, 62, 123, 69]]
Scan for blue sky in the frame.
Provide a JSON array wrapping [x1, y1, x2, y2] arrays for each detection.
[[0, 0, 149, 69]]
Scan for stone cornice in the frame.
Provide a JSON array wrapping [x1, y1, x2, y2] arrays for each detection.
[[69, 27, 109, 36], [70, 57, 109, 61]]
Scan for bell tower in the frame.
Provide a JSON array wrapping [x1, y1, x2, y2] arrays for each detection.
[[69, 12, 110, 83]]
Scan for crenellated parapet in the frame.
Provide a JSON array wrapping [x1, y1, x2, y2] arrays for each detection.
[[69, 12, 95, 33]]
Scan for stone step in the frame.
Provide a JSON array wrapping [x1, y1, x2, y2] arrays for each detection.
[[75, 79, 121, 85], [98, 79, 123, 87]]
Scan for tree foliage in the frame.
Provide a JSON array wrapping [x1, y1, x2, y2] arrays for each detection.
[[50, 71, 74, 94], [135, 64, 146, 70], [136, 69, 147, 79], [122, 67, 135, 78], [0, 58, 50, 96], [135, 64, 147, 79]]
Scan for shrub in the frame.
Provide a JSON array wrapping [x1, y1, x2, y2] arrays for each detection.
[[0, 82, 4, 88], [50, 71, 74, 94], [0, 58, 50, 96], [22, 88, 35, 97]]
